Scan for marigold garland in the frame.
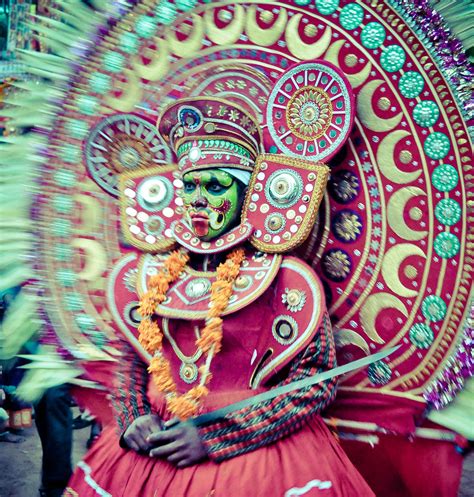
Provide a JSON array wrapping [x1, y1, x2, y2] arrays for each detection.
[[137, 247, 245, 420]]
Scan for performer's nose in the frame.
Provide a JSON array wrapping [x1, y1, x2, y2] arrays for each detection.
[[193, 195, 208, 208]]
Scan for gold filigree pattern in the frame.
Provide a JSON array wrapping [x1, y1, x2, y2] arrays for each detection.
[[287, 86, 332, 141]]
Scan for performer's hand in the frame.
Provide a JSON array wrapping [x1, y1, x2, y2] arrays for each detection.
[[122, 414, 163, 453], [147, 420, 208, 467]]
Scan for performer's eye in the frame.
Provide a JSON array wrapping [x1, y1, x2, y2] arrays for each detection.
[[207, 181, 227, 194], [183, 181, 196, 193]]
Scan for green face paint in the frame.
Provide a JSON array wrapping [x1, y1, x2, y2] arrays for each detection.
[[182, 169, 245, 241]]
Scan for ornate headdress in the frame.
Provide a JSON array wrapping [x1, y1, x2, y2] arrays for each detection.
[[119, 60, 355, 255]]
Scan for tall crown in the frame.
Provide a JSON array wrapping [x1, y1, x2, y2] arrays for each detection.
[[157, 97, 262, 176]]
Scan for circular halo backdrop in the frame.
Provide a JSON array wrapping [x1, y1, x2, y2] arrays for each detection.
[[34, 0, 473, 409]]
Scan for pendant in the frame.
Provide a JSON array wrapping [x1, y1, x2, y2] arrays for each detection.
[[180, 362, 199, 384]]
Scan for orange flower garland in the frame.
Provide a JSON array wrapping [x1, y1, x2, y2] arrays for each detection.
[[137, 247, 245, 420]]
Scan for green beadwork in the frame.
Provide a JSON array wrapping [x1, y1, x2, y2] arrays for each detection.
[[435, 198, 461, 226], [76, 95, 98, 116], [409, 323, 434, 349], [432, 164, 459, 192], [56, 270, 77, 288], [119, 31, 139, 54], [75, 314, 97, 332], [103, 51, 125, 73], [53, 195, 74, 214], [52, 219, 72, 238], [65, 119, 89, 139], [339, 3, 364, 30], [155, 1, 177, 25], [60, 144, 81, 164], [54, 244, 72, 261], [380, 45, 406, 72], [398, 71, 424, 98], [315, 0, 340, 15], [368, 360, 392, 386], [54, 169, 77, 188], [135, 15, 158, 39], [89, 72, 111, 94], [361, 22, 386, 49], [424, 132, 450, 160], [175, 0, 197, 10], [64, 292, 84, 311], [413, 101, 440, 128], [434, 232, 461, 258], [421, 295, 447, 322]]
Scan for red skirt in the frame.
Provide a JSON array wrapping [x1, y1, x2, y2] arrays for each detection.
[[65, 394, 374, 497]]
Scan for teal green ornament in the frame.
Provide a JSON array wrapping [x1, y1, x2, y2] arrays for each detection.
[[54, 169, 77, 188], [380, 45, 406, 72], [64, 292, 84, 311], [53, 195, 74, 214], [432, 164, 458, 192], [175, 0, 197, 9], [315, 0, 340, 15], [65, 119, 89, 139], [368, 360, 392, 386], [413, 101, 440, 128], [76, 95, 99, 116], [435, 199, 461, 226], [361, 22, 386, 49], [54, 244, 73, 262], [421, 295, 447, 322], [434, 232, 460, 259], [103, 51, 125, 73], [135, 15, 158, 39], [60, 144, 81, 164], [424, 132, 450, 160], [56, 270, 77, 288], [119, 31, 139, 54], [52, 219, 72, 238], [89, 73, 112, 94], [339, 3, 364, 30], [399, 71, 424, 98], [156, 1, 178, 25], [409, 323, 434, 349]]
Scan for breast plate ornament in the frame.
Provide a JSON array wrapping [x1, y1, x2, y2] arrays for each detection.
[[23, 0, 471, 413]]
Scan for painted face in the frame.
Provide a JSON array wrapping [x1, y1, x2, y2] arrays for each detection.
[[182, 169, 245, 241]]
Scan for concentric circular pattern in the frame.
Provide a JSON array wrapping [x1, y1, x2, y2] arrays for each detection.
[[265, 169, 303, 208], [265, 61, 354, 162], [287, 87, 332, 140], [37, 0, 472, 404], [85, 114, 172, 196]]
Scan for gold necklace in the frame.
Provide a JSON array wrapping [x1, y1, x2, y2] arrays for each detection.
[[162, 318, 202, 384]]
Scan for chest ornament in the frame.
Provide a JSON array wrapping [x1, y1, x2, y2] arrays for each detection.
[[137, 248, 245, 420], [282, 288, 307, 313]]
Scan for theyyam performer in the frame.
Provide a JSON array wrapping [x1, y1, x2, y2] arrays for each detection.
[[3, 1, 472, 497], [64, 61, 377, 496]]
